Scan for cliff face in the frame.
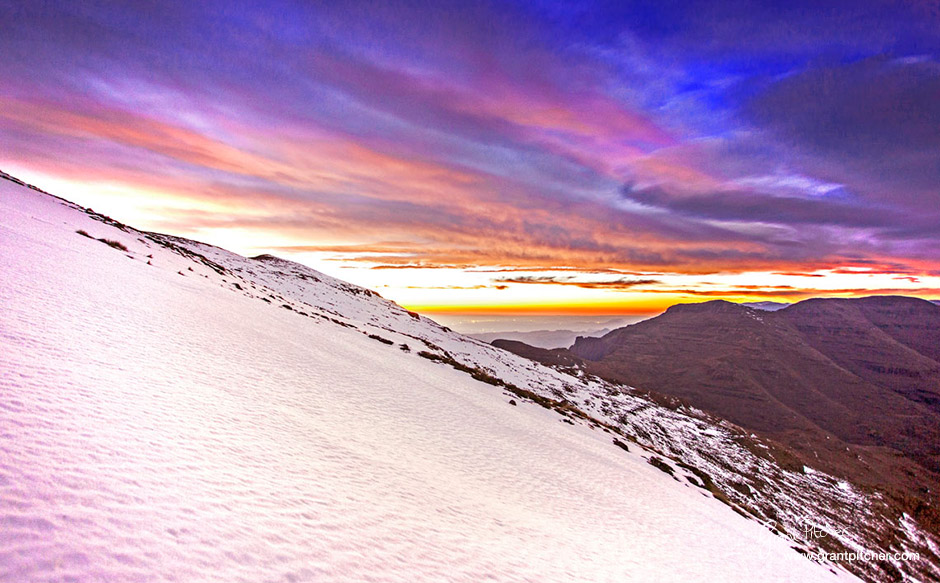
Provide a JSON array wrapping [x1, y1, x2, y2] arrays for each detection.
[[566, 298, 940, 511], [781, 297, 940, 414]]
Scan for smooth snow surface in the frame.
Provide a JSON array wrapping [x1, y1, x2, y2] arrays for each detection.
[[0, 181, 855, 582]]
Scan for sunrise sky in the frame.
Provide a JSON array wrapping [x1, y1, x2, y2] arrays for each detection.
[[2, 1, 939, 318]]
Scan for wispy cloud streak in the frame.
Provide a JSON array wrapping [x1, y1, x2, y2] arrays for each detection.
[[1, 1, 939, 310]]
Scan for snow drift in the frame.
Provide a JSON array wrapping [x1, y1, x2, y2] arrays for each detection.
[[0, 175, 875, 582]]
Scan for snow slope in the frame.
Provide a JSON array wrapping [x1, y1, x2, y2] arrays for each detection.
[[0, 177, 865, 582]]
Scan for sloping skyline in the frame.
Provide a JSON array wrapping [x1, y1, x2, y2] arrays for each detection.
[[2, 1, 939, 314]]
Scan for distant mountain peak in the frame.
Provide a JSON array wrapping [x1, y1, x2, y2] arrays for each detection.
[[742, 301, 790, 311], [250, 253, 282, 261], [664, 299, 751, 315], [250, 253, 315, 271]]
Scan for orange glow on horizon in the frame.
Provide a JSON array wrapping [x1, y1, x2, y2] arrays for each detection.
[[403, 289, 940, 317], [406, 296, 693, 316]]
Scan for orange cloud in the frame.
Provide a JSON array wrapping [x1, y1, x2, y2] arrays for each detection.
[[492, 275, 661, 290], [0, 97, 280, 179]]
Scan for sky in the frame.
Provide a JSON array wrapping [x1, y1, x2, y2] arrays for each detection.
[[2, 1, 940, 318]]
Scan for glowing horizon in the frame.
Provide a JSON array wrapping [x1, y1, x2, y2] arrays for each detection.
[[2, 2, 939, 316]]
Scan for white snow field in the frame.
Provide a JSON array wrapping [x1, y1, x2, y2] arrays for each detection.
[[0, 178, 857, 582]]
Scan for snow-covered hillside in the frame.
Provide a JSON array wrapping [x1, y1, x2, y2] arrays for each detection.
[[0, 175, 925, 582]]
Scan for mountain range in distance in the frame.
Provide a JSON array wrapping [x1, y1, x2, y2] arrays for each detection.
[[471, 299, 935, 349], [466, 304, 791, 350], [469, 326, 614, 349]]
